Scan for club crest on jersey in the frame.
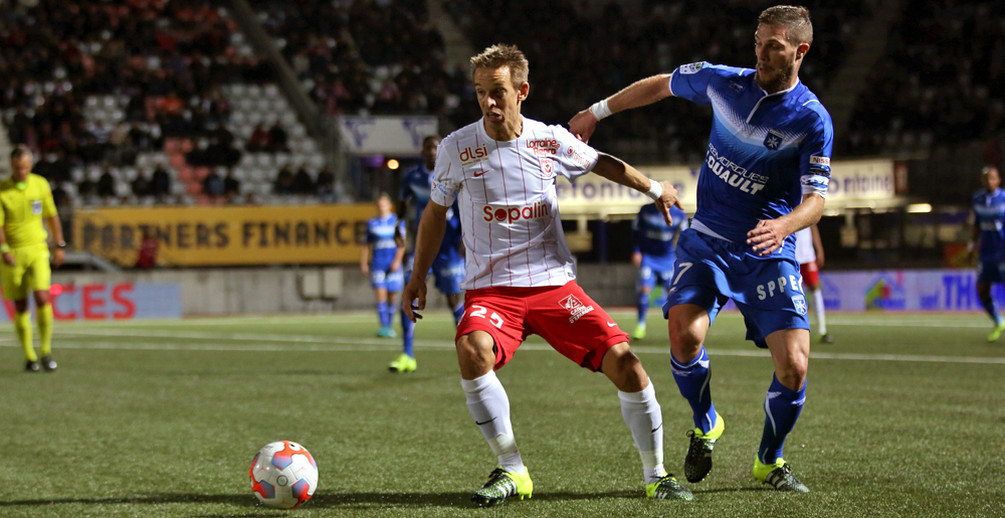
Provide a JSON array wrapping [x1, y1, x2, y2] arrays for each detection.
[[763, 129, 784, 150], [459, 144, 489, 166], [539, 158, 554, 177], [32, 200, 43, 215], [792, 294, 808, 315], [559, 294, 595, 324]]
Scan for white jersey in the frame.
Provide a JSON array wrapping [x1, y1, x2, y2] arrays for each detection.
[[430, 116, 599, 289], [794, 227, 816, 264]]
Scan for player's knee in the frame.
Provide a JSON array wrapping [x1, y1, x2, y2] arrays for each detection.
[[602, 343, 646, 391], [775, 357, 808, 390], [455, 331, 495, 375], [667, 317, 703, 351]]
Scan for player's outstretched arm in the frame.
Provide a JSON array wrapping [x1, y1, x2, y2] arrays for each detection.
[[592, 153, 682, 225], [568, 74, 673, 142], [402, 201, 449, 322], [747, 193, 824, 256]]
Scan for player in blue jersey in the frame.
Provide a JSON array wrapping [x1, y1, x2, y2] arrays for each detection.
[[969, 166, 1005, 342], [361, 192, 405, 338], [632, 203, 688, 340], [571, 5, 831, 493], [391, 135, 466, 372]]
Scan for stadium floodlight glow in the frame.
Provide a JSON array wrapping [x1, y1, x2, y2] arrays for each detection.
[[907, 203, 932, 213], [387, 159, 400, 170]]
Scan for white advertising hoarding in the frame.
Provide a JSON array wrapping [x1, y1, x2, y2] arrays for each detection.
[[337, 116, 438, 155], [556, 159, 899, 216]]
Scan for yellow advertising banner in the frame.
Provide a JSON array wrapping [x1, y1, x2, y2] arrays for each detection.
[[74, 204, 371, 266]]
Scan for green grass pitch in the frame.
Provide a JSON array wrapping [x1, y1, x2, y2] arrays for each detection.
[[0, 310, 1002, 517]]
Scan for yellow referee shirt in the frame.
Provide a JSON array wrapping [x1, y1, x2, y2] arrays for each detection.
[[0, 173, 58, 248]]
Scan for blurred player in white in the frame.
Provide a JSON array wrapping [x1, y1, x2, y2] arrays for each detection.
[[794, 225, 832, 343], [402, 44, 693, 506]]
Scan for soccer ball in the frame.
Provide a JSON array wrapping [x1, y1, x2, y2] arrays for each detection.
[[249, 440, 319, 509]]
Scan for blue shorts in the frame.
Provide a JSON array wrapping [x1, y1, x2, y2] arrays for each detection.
[[370, 265, 404, 292], [638, 255, 674, 290], [977, 259, 1005, 284], [432, 254, 465, 295], [662, 229, 809, 348], [404, 253, 465, 296]]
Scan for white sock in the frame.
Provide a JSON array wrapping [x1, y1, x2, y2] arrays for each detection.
[[619, 380, 667, 483], [812, 288, 827, 335], [461, 371, 525, 474]]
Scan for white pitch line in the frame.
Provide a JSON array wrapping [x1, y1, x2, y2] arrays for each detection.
[[6, 328, 1002, 365]]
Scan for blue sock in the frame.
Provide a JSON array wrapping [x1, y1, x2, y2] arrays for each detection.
[[637, 290, 649, 325], [758, 375, 806, 465], [400, 308, 414, 357], [377, 301, 390, 327], [981, 297, 1002, 325], [452, 302, 464, 326], [670, 346, 717, 433]]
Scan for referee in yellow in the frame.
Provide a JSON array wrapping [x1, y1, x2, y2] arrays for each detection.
[[0, 145, 66, 372]]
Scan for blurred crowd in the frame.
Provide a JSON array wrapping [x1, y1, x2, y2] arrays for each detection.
[[1, 0, 1002, 209]]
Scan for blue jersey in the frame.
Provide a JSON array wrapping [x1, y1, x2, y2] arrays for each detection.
[[633, 204, 688, 272], [366, 214, 402, 269], [399, 163, 433, 236], [400, 162, 463, 258], [669, 62, 833, 256], [973, 188, 1005, 262]]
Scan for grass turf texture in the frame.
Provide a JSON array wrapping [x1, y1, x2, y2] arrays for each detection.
[[0, 311, 1002, 517]]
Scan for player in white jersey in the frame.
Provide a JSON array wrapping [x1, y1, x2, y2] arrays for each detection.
[[402, 44, 693, 506], [794, 225, 831, 343]]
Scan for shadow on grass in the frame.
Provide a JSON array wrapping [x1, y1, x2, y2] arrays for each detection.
[[0, 488, 655, 513]]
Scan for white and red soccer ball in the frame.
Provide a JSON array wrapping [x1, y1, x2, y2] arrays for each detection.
[[249, 440, 318, 509]]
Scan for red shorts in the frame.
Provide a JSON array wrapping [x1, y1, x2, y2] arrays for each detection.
[[456, 280, 629, 372], [800, 260, 820, 289]]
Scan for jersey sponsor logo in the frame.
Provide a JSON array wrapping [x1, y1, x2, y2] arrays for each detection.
[[482, 200, 551, 224], [810, 155, 830, 166], [565, 143, 593, 169], [755, 274, 803, 301], [679, 62, 705, 75], [431, 178, 452, 198], [459, 144, 489, 166], [706, 143, 767, 196], [558, 293, 595, 323], [527, 138, 560, 156]]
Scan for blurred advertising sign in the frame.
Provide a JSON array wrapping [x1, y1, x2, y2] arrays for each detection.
[[73, 204, 369, 266], [556, 159, 901, 216], [337, 116, 438, 154], [0, 283, 181, 321], [816, 269, 998, 312]]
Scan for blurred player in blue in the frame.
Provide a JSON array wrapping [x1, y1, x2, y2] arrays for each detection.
[[571, 5, 831, 492], [970, 165, 1005, 342], [632, 202, 688, 340], [392, 135, 465, 372], [361, 192, 405, 338]]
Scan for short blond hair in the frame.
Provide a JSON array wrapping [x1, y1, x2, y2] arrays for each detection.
[[470, 44, 529, 88], [758, 5, 813, 46]]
